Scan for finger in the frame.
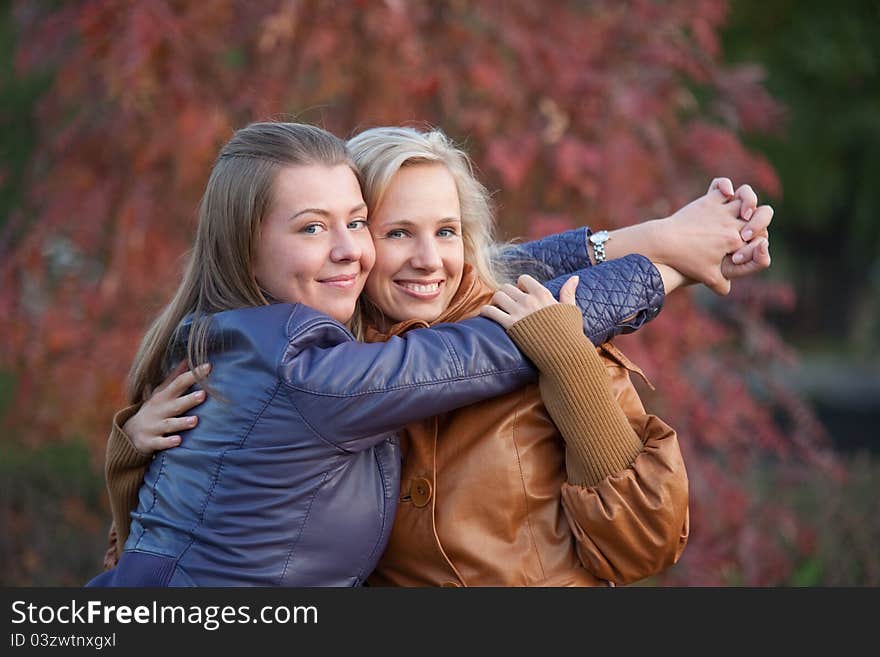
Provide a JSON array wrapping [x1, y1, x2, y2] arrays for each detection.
[[162, 366, 202, 399], [559, 275, 579, 305], [517, 274, 555, 303], [709, 277, 732, 296], [151, 435, 183, 452], [739, 205, 773, 241], [730, 236, 759, 265], [722, 255, 765, 280], [703, 269, 732, 295], [731, 236, 771, 266], [501, 282, 529, 302], [134, 433, 181, 456], [753, 237, 771, 267], [731, 218, 769, 243], [193, 362, 211, 379], [161, 415, 198, 435], [720, 197, 743, 218], [168, 389, 206, 416], [480, 304, 513, 330], [734, 184, 758, 220], [155, 360, 188, 394], [491, 289, 521, 315], [721, 239, 771, 279], [708, 177, 735, 199], [516, 274, 541, 292]]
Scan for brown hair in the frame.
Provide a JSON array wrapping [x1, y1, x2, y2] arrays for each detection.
[[127, 122, 357, 403]]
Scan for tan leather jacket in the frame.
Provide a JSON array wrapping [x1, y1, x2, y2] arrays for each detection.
[[366, 268, 689, 587]]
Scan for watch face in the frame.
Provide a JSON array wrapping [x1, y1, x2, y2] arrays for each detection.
[[590, 230, 609, 244]]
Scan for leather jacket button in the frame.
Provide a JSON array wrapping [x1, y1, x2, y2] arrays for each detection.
[[410, 477, 432, 507]]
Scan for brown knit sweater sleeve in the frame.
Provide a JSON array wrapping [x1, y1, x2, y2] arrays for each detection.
[[506, 304, 643, 487], [104, 404, 152, 563]]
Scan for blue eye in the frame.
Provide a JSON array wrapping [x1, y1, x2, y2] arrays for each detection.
[[301, 223, 324, 234], [437, 227, 458, 238], [386, 229, 408, 239], [348, 219, 368, 230]]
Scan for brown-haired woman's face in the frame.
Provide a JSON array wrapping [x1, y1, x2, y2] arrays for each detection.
[[254, 164, 375, 323], [365, 163, 464, 325]]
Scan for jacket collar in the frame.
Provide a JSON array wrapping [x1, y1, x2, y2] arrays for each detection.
[[364, 264, 495, 341]]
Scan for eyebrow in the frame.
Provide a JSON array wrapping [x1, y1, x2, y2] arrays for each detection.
[[379, 217, 461, 227], [289, 203, 367, 220]]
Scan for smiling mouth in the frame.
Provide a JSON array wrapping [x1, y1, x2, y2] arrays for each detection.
[[319, 274, 359, 289], [394, 280, 444, 299]]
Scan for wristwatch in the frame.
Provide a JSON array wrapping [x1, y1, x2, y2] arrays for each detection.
[[588, 230, 611, 264]]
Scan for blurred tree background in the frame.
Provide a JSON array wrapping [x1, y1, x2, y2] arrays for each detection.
[[0, 0, 876, 586]]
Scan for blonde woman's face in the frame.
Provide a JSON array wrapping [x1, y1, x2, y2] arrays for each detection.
[[365, 163, 464, 325], [254, 164, 375, 323]]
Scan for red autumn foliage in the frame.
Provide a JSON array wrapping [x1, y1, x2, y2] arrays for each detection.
[[1, 0, 835, 585]]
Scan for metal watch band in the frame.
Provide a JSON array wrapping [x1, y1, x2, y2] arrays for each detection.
[[589, 230, 610, 264]]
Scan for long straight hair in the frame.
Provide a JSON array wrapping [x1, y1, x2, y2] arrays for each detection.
[[127, 122, 358, 404]]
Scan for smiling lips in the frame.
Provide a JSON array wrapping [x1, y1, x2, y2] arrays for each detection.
[[394, 279, 444, 299], [319, 273, 360, 289]]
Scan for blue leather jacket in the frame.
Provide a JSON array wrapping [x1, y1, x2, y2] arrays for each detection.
[[90, 230, 664, 587]]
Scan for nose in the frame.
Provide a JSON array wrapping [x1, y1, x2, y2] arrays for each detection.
[[330, 226, 362, 263], [410, 236, 443, 271]]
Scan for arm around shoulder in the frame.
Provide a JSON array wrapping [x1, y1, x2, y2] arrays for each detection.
[[281, 313, 537, 450]]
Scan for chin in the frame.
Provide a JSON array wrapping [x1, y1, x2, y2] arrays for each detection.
[[400, 305, 442, 324], [324, 302, 358, 324]]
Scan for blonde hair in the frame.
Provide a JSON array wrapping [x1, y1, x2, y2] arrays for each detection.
[[128, 122, 357, 403], [347, 126, 515, 294]]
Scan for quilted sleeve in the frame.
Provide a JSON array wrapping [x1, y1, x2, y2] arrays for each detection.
[[499, 227, 592, 282], [541, 254, 665, 345]]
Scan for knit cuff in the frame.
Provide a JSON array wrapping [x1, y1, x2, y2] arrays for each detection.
[[105, 403, 150, 559], [506, 304, 586, 371], [507, 304, 643, 486], [107, 404, 152, 469]]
